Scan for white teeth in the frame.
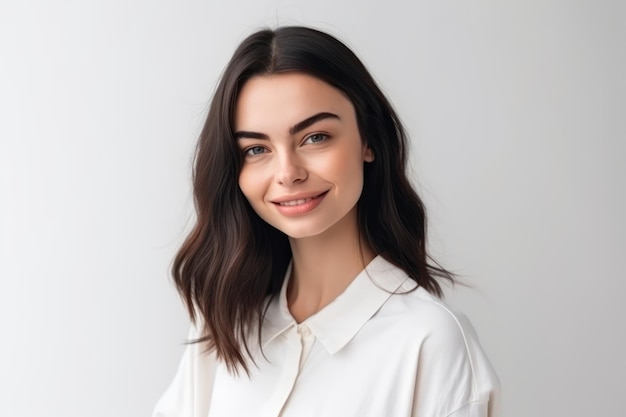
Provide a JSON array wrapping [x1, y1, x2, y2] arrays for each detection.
[[279, 197, 313, 206]]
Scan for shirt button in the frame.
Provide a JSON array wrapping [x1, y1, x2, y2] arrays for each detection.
[[298, 324, 311, 337]]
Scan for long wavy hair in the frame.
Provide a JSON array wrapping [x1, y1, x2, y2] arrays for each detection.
[[173, 26, 454, 374]]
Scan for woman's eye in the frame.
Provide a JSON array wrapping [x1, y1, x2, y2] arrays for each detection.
[[244, 146, 267, 156], [304, 133, 329, 145]]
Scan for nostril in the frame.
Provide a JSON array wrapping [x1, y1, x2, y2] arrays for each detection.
[[275, 160, 308, 185]]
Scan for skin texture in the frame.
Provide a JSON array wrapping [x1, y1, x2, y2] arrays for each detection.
[[235, 72, 375, 321]]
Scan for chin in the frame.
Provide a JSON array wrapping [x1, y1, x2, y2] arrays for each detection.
[[279, 225, 329, 240], [264, 218, 333, 240], [262, 206, 358, 241]]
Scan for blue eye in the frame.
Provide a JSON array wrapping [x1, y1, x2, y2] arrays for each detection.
[[245, 146, 267, 156], [304, 134, 328, 144]]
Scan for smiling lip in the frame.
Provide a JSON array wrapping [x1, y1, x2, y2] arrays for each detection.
[[272, 191, 328, 216]]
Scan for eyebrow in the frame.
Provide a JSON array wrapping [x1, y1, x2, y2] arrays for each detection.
[[234, 112, 340, 140]]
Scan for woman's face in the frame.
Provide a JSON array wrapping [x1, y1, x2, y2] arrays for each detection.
[[235, 72, 373, 239]]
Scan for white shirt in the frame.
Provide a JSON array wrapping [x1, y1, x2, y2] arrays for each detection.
[[153, 256, 500, 417]]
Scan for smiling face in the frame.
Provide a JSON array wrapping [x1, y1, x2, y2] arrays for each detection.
[[235, 73, 373, 239]]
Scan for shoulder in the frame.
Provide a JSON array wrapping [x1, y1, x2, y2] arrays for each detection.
[[382, 283, 492, 369], [152, 320, 218, 417], [376, 274, 469, 338], [383, 291, 501, 416], [370, 265, 500, 413], [368, 258, 480, 348]]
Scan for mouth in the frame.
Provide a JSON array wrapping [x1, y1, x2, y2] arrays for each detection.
[[271, 191, 329, 215], [272, 191, 328, 206], [277, 197, 317, 206]]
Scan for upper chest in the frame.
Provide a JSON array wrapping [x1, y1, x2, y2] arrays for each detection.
[[208, 312, 427, 417]]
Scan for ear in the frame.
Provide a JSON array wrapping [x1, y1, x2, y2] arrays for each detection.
[[363, 145, 375, 163]]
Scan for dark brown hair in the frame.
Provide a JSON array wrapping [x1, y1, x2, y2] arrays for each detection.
[[173, 26, 454, 374]]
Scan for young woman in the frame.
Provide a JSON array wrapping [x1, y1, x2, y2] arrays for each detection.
[[153, 26, 500, 417]]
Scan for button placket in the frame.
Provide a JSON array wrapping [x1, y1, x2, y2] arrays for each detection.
[[297, 324, 314, 371], [261, 326, 303, 417]]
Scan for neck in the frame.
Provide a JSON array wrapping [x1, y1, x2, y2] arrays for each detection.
[[286, 208, 376, 322]]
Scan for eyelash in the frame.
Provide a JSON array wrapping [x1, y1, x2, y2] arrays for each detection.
[[303, 133, 329, 145], [242, 133, 330, 157], [244, 145, 267, 156]]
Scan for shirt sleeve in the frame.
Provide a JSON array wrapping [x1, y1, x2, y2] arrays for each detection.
[[410, 308, 500, 417], [152, 322, 217, 417], [445, 402, 490, 417]]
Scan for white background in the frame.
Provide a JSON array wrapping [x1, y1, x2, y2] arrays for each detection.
[[1, 0, 624, 416]]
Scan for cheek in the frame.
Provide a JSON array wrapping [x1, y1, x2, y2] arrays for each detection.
[[321, 146, 365, 187], [238, 166, 263, 203]]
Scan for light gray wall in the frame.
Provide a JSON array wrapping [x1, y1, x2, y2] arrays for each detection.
[[1, 1, 624, 416]]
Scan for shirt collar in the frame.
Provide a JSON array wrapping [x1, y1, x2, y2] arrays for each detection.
[[261, 255, 416, 355]]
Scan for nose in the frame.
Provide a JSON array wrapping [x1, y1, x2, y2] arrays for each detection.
[[274, 150, 308, 185]]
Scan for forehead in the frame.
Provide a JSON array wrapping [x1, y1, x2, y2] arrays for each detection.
[[234, 72, 355, 131]]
